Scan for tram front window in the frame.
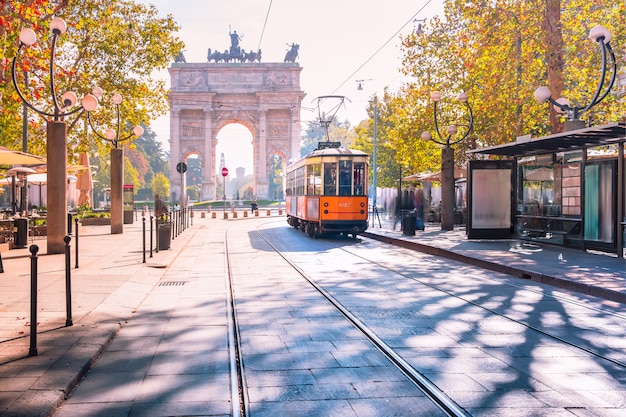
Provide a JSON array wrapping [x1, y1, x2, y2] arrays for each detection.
[[354, 162, 365, 196], [338, 160, 352, 196], [324, 163, 337, 195]]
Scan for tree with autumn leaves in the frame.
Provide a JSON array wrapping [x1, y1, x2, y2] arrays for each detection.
[[0, 0, 183, 164], [353, 0, 625, 185]]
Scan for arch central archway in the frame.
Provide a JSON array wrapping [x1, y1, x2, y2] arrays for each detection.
[[168, 62, 305, 203]]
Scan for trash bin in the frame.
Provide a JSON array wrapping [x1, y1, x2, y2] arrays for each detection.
[[401, 210, 416, 236], [158, 221, 171, 250], [14, 217, 28, 248]]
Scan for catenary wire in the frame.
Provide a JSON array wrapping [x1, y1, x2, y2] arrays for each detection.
[[257, 0, 273, 52], [330, 0, 432, 95]]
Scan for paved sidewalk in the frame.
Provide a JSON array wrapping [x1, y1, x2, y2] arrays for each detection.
[[1, 214, 625, 417], [363, 221, 626, 305], [0, 219, 192, 417]]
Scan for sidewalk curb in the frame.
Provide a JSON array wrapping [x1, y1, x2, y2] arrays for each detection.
[[2, 323, 121, 417], [362, 231, 626, 305]]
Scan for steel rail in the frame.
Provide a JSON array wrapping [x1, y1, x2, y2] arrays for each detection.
[[253, 226, 471, 417], [224, 229, 249, 417], [328, 235, 626, 370]]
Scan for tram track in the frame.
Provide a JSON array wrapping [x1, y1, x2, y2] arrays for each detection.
[[224, 222, 470, 417], [328, 236, 626, 370], [224, 219, 626, 416]]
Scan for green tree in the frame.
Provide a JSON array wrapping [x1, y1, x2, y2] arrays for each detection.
[[353, 0, 626, 191], [124, 157, 141, 190], [1, 0, 184, 159], [301, 116, 355, 157], [151, 172, 169, 202]]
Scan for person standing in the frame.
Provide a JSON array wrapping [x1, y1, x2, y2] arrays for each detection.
[[155, 194, 166, 217]]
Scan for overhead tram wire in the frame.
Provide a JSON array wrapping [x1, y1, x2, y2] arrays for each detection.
[[257, 0, 273, 52], [330, 0, 432, 95]]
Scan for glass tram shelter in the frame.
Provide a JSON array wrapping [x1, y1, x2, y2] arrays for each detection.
[[466, 122, 626, 256]]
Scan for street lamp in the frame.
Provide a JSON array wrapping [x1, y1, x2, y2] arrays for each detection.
[[421, 91, 473, 231], [11, 18, 94, 254], [84, 88, 143, 234], [355, 81, 379, 226], [534, 25, 616, 131]]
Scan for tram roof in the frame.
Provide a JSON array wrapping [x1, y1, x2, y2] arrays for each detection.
[[308, 147, 368, 157], [469, 122, 626, 158]]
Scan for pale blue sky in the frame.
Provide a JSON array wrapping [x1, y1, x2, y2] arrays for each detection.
[[140, 0, 444, 172]]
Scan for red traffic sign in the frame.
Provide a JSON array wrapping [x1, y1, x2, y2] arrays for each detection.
[[221, 167, 229, 177]]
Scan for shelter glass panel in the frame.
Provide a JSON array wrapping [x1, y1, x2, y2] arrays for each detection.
[[584, 162, 615, 243]]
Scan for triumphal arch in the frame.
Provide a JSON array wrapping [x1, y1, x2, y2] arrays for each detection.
[[168, 62, 305, 201]]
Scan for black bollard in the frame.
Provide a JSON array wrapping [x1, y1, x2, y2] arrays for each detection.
[[29, 244, 39, 356], [150, 216, 153, 258], [155, 216, 159, 254], [64, 236, 73, 326], [74, 217, 79, 268], [142, 216, 146, 264]]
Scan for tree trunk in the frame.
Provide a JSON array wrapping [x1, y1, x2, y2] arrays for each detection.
[[544, 0, 564, 134]]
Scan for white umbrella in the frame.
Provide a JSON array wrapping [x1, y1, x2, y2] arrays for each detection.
[[76, 152, 93, 207], [0, 146, 46, 166]]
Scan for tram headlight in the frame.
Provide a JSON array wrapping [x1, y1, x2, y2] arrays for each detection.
[[360, 202, 365, 207], [324, 202, 329, 207], [324, 210, 328, 214], [360, 210, 365, 214]]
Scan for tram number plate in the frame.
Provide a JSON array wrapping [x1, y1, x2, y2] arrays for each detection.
[[339, 203, 351, 208]]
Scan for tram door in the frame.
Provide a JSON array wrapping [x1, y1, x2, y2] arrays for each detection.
[[584, 160, 616, 249]]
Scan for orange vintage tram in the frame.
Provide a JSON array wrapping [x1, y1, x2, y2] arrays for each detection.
[[285, 141, 369, 238]]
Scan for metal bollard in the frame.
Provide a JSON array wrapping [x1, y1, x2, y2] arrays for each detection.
[[74, 217, 79, 268], [64, 236, 73, 326], [150, 216, 154, 258], [142, 216, 146, 263], [29, 244, 39, 356], [155, 216, 159, 253]]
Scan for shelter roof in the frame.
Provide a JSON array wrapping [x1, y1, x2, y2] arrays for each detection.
[[469, 122, 626, 158]]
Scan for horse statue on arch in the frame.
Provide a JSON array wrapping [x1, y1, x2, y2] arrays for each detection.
[[284, 43, 299, 63], [243, 49, 262, 63]]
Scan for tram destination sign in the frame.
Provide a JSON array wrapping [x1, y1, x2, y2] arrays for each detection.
[[317, 141, 342, 150]]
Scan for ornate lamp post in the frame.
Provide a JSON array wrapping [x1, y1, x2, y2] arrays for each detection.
[[12, 18, 94, 254], [421, 91, 473, 231], [84, 88, 143, 234], [534, 25, 616, 131]]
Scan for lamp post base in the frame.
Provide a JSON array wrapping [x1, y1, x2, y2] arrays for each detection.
[[47, 121, 68, 254], [110, 148, 124, 234], [440, 146, 456, 231]]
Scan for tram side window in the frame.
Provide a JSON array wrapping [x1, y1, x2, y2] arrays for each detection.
[[338, 160, 352, 196], [307, 164, 322, 195], [286, 171, 294, 196], [354, 162, 365, 196], [324, 163, 337, 195], [296, 166, 305, 195]]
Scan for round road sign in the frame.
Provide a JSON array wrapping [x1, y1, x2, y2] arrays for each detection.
[[221, 167, 229, 177]]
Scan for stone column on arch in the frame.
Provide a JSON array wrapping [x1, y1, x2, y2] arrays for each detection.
[[203, 107, 215, 200], [290, 105, 302, 163], [257, 108, 269, 198], [170, 108, 181, 204]]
